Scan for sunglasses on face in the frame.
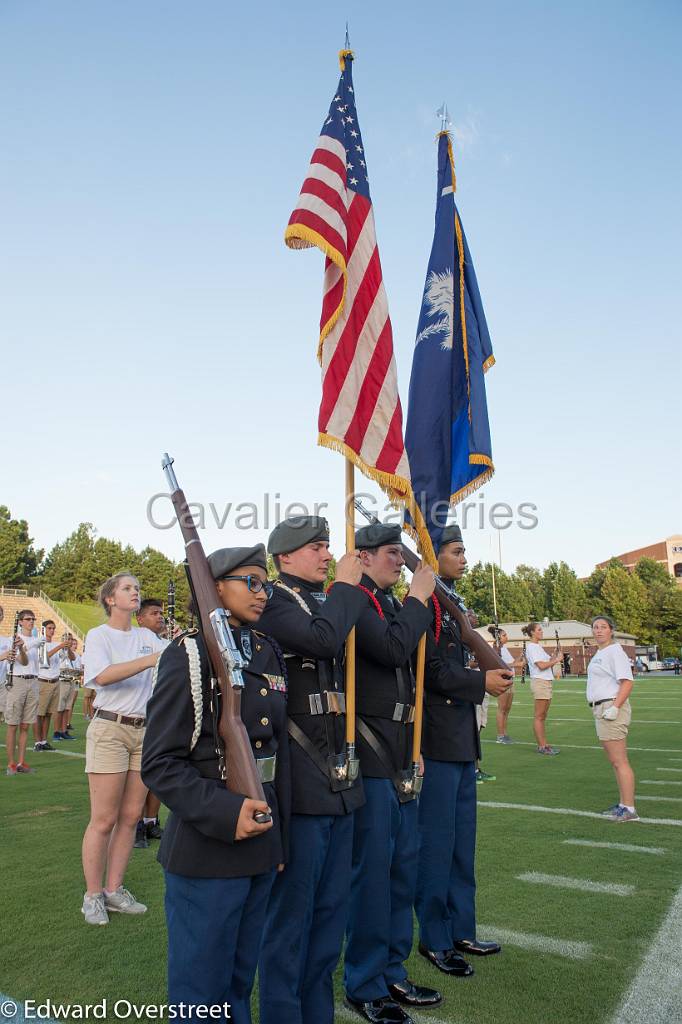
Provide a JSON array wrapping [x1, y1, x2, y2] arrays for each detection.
[[219, 575, 273, 599]]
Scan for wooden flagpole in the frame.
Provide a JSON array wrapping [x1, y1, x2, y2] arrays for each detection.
[[344, 458, 356, 752], [412, 632, 427, 775]]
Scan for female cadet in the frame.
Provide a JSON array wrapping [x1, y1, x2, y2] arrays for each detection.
[[522, 622, 562, 755], [141, 545, 290, 1024], [487, 626, 523, 744], [587, 615, 638, 821], [81, 573, 168, 924]]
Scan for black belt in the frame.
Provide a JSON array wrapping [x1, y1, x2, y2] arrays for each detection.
[[94, 709, 146, 728], [38, 678, 59, 683], [356, 697, 415, 724], [14, 674, 37, 680], [588, 698, 614, 708], [287, 690, 346, 716]]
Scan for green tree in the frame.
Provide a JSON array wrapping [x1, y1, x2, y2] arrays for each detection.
[[0, 506, 43, 586], [635, 557, 682, 656], [513, 564, 546, 620], [543, 561, 588, 620], [600, 562, 648, 638], [41, 523, 96, 600]]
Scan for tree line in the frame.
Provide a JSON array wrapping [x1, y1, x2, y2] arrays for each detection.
[[1, 506, 680, 655]]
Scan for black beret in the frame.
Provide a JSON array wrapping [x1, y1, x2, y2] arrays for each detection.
[[207, 545, 267, 579], [354, 522, 403, 550], [438, 524, 463, 551], [268, 516, 330, 556]]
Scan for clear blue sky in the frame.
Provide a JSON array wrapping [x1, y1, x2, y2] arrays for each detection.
[[1, 0, 680, 578]]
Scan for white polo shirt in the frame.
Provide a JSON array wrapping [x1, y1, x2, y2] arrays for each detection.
[[500, 645, 515, 672], [587, 643, 633, 704], [12, 635, 41, 677], [84, 623, 167, 717], [526, 642, 554, 681]]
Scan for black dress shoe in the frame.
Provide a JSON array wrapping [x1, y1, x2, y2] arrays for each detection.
[[418, 943, 474, 977], [453, 938, 502, 956], [344, 996, 414, 1023], [388, 980, 442, 1007]]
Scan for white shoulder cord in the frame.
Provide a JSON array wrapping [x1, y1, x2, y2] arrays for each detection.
[[150, 637, 203, 752], [275, 579, 312, 616]]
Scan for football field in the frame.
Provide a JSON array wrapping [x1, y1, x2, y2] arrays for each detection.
[[1, 675, 681, 1024]]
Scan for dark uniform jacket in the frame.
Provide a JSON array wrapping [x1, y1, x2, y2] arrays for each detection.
[[141, 630, 291, 879], [422, 593, 486, 763], [257, 574, 366, 815], [354, 574, 432, 779]]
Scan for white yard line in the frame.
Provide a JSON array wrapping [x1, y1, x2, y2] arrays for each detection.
[[610, 882, 682, 1024], [477, 800, 682, 827], [562, 839, 665, 855], [640, 780, 682, 786], [508, 716, 679, 725], [636, 796, 682, 803], [477, 923, 592, 960], [481, 739, 682, 754], [657, 768, 682, 773], [0, 742, 85, 760], [517, 872, 634, 896]]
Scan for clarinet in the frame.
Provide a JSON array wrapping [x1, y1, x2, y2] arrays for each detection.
[[521, 639, 527, 686], [167, 579, 176, 640], [5, 613, 21, 691]]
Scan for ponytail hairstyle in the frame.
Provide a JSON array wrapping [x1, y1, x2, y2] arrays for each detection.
[[522, 621, 540, 638], [487, 624, 497, 637], [98, 573, 140, 617]]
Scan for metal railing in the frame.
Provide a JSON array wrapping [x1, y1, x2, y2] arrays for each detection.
[[38, 590, 85, 642], [0, 586, 28, 597]]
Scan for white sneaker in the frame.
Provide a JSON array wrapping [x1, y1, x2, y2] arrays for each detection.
[[82, 892, 109, 926], [104, 886, 147, 914]]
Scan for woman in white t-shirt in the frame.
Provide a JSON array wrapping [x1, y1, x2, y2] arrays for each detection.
[[487, 626, 524, 744], [522, 622, 562, 756], [80, 573, 167, 926], [587, 615, 638, 822]]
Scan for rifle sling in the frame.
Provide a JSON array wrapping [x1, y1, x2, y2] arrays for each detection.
[[356, 718, 415, 802]]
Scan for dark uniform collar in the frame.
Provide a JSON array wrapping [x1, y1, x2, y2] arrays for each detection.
[[279, 572, 324, 594]]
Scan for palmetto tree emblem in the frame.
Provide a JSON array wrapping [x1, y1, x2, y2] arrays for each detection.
[[415, 269, 454, 350]]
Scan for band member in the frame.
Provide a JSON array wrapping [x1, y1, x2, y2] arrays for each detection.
[[36, 621, 75, 748], [4, 609, 41, 775], [258, 516, 365, 1024], [587, 616, 638, 821], [55, 640, 82, 736], [81, 574, 167, 925], [0, 604, 11, 723], [487, 626, 523, 744], [134, 598, 168, 848], [416, 525, 510, 978], [522, 622, 562, 755], [344, 522, 441, 1024], [142, 546, 290, 1024]]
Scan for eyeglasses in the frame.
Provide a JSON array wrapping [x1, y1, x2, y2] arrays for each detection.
[[219, 575, 273, 598]]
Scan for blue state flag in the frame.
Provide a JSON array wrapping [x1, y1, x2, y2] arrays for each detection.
[[405, 131, 495, 564]]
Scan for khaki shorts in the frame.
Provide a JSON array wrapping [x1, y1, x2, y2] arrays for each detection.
[[38, 679, 61, 716], [4, 677, 39, 726], [476, 692, 490, 730], [594, 699, 631, 741], [85, 716, 145, 773], [531, 678, 553, 701], [58, 681, 76, 712]]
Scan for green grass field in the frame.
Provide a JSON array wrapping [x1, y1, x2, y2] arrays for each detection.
[[53, 602, 105, 635], [1, 675, 681, 1023]]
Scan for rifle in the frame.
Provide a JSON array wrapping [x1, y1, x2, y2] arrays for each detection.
[[491, 562, 502, 655], [521, 640, 527, 685], [162, 453, 271, 823], [353, 501, 509, 674]]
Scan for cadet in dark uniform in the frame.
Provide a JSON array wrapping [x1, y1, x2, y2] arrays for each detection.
[[344, 523, 441, 1024], [141, 546, 290, 1024], [257, 515, 366, 1024], [416, 525, 510, 977]]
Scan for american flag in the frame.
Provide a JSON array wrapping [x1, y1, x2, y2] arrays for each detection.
[[285, 50, 427, 542]]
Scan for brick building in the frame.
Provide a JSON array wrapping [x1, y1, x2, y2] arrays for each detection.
[[596, 534, 682, 585]]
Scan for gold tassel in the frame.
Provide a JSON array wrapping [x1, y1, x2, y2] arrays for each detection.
[[339, 48, 354, 71]]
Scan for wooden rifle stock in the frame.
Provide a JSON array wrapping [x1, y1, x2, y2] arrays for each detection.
[[162, 455, 269, 812], [398, 544, 509, 673]]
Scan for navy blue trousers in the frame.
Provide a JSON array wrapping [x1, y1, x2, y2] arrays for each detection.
[[258, 812, 353, 1024], [415, 759, 477, 950], [344, 778, 419, 1002], [165, 869, 275, 1024]]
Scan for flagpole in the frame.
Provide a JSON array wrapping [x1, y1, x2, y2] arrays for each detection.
[[411, 632, 426, 781], [344, 458, 357, 765]]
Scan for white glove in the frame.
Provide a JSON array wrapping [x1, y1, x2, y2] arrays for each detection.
[[602, 704, 619, 721]]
